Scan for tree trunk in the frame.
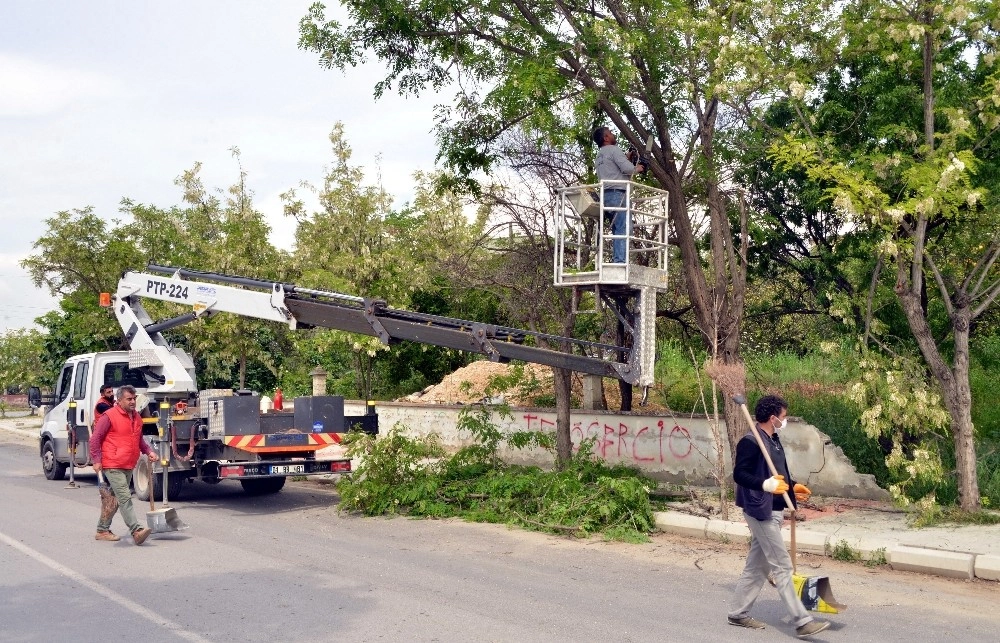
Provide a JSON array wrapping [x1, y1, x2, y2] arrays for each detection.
[[554, 366, 573, 468], [895, 269, 981, 511], [945, 305, 980, 510]]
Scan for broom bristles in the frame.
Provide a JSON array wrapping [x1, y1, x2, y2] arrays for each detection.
[[703, 358, 746, 398], [99, 483, 118, 522]]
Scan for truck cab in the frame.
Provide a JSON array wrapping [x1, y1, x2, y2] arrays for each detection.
[[39, 352, 150, 480]]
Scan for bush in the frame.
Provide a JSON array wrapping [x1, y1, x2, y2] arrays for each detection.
[[336, 420, 657, 541]]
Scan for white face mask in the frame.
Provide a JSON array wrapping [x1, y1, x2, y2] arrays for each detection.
[[773, 417, 787, 432]]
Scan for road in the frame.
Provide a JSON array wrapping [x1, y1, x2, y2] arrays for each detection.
[[1, 428, 998, 642]]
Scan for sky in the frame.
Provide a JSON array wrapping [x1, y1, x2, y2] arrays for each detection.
[[0, 1, 444, 333]]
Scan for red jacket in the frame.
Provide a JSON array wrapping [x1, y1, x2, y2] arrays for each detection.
[[89, 404, 150, 469], [93, 398, 114, 423]]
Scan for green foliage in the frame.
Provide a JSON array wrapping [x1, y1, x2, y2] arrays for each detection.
[[909, 504, 1000, 529], [846, 351, 949, 506], [828, 541, 889, 567], [828, 540, 861, 562], [337, 424, 448, 516], [866, 547, 888, 567], [979, 450, 1000, 509], [0, 328, 48, 393], [652, 340, 703, 413], [285, 126, 480, 399], [336, 417, 657, 541]]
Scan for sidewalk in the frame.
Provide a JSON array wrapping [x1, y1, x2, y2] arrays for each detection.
[[655, 500, 1000, 582], [0, 416, 40, 439]]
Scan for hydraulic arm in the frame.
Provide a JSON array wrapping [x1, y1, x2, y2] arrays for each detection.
[[115, 265, 649, 385]]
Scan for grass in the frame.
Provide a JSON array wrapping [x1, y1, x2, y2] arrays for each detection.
[[827, 541, 888, 567], [866, 547, 888, 567], [828, 540, 861, 562]]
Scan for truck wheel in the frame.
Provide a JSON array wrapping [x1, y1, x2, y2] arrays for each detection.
[[166, 473, 184, 501], [240, 477, 286, 495], [42, 441, 68, 481], [133, 459, 162, 501]]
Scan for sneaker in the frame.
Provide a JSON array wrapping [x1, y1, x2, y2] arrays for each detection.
[[796, 619, 831, 638], [131, 527, 151, 545], [95, 531, 120, 542], [728, 616, 766, 629]]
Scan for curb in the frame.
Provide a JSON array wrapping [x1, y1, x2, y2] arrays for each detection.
[[654, 510, 997, 582]]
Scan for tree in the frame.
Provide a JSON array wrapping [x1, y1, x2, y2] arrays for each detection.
[[286, 125, 479, 398], [0, 329, 47, 393], [298, 0, 837, 459], [22, 207, 144, 363], [121, 153, 289, 391], [772, 0, 1000, 509], [443, 131, 595, 463]]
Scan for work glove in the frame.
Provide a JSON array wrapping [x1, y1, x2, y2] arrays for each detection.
[[761, 474, 788, 495], [794, 483, 811, 503]]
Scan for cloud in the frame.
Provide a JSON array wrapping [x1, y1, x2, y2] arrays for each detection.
[[0, 53, 124, 117], [0, 252, 59, 332]]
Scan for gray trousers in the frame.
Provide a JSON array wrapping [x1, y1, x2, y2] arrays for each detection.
[[97, 468, 141, 534], [729, 510, 813, 628]]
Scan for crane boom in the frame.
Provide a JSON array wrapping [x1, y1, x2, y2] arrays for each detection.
[[114, 265, 648, 386]]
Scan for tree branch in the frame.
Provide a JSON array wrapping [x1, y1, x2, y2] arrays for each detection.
[[923, 251, 954, 316]]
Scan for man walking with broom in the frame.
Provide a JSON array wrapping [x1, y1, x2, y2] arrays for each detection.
[[728, 395, 830, 638], [90, 385, 156, 545]]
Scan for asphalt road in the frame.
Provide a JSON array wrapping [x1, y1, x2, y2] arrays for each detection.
[[1, 430, 998, 642]]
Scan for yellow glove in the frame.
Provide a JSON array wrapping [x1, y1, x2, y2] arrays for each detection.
[[762, 474, 789, 495], [794, 483, 811, 503]]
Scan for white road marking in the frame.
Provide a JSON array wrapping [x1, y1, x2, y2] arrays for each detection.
[[0, 531, 212, 643]]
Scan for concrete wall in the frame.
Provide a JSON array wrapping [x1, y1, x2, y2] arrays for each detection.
[[344, 401, 888, 501]]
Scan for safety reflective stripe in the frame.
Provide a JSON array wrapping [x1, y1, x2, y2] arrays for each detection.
[[222, 433, 342, 448]]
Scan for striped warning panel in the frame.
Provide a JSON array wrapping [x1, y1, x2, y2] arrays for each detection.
[[224, 434, 266, 449], [223, 432, 342, 450]]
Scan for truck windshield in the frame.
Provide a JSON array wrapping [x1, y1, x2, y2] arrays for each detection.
[[103, 362, 150, 389]]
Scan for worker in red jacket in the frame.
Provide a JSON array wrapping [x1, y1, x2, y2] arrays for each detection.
[[93, 382, 115, 423], [89, 384, 157, 545]]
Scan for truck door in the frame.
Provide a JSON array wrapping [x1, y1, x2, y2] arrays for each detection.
[[41, 361, 78, 461], [72, 360, 92, 429]]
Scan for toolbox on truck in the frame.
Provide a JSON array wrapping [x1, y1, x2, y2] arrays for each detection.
[[293, 395, 345, 433], [205, 394, 261, 438]]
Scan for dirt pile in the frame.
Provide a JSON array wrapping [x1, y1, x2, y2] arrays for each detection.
[[399, 361, 552, 405], [399, 360, 670, 411]]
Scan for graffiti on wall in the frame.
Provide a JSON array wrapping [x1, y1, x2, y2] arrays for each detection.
[[521, 413, 697, 464]]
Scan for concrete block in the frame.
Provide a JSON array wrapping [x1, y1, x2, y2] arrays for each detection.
[[889, 545, 975, 579], [781, 528, 829, 555], [706, 519, 752, 545], [974, 554, 1000, 581], [654, 512, 707, 539]]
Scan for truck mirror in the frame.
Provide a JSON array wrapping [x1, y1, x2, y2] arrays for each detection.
[[28, 387, 42, 408]]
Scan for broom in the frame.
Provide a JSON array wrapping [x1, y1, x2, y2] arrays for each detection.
[[730, 392, 845, 613], [97, 471, 118, 524], [703, 357, 845, 613]]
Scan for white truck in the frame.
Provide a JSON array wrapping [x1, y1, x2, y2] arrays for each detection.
[[35, 267, 378, 499], [35, 263, 653, 498]]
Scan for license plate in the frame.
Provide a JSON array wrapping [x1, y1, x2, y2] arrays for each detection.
[[270, 464, 305, 474]]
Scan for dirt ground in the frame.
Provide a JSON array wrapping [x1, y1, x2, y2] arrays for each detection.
[[399, 360, 670, 411]]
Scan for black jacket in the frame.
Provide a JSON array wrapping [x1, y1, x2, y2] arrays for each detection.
[[733, 429, 797, 521]]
